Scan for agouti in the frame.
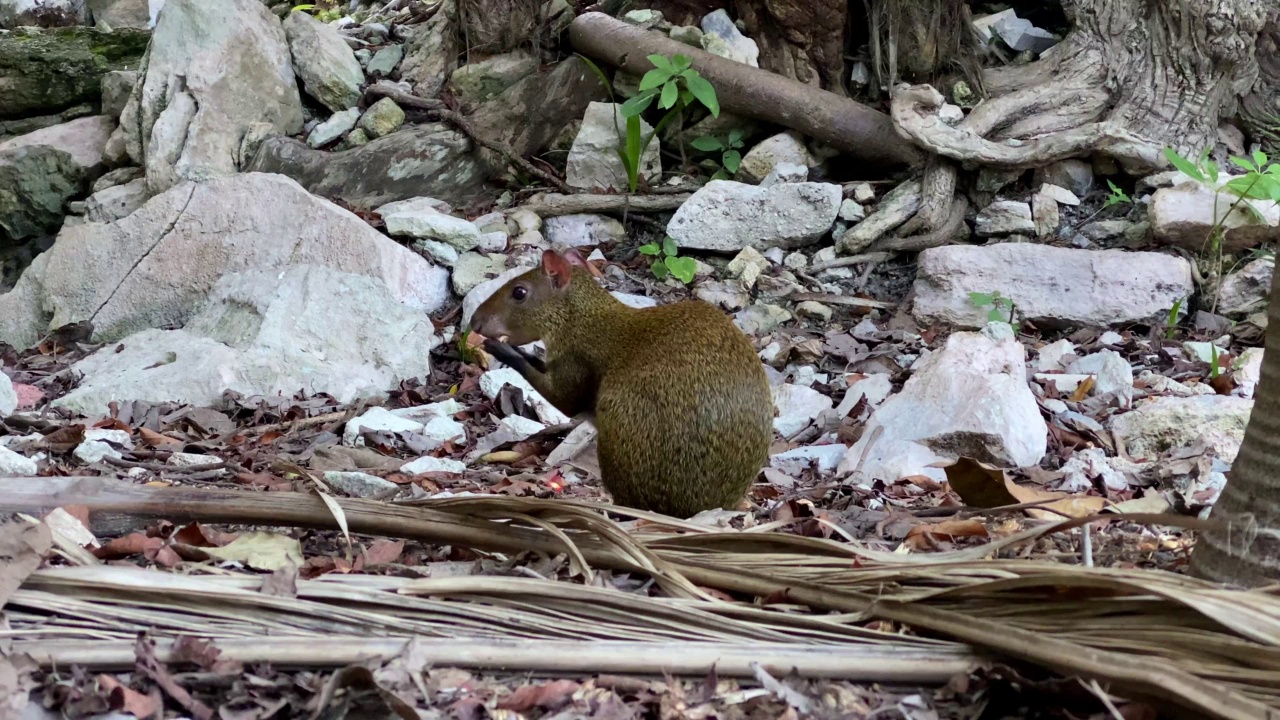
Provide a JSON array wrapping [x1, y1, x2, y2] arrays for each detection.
[[470, 248, 774, 518]]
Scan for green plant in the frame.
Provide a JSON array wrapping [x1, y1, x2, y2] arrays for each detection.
[[1165, 297, 1184, 340], [968, 290, 1019, 331], [1209, 343, 1222, 379], [1162, 146, 1280, 311], [691, 129, 745, 180], [1103, 179, 1131, 208], [639, 237, 696, 284]]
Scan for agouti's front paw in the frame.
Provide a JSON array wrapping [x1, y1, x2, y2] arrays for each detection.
[[482, 338, 547, 374]]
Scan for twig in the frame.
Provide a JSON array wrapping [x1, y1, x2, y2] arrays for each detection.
[[249, 410, 353, 436], [104, 457, 227, 474], [789, 293, 894, 310], [807, 252, 892, 272], [363, 84, 574, 194]]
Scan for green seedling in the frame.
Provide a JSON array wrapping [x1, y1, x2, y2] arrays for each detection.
[[639, 236, 696, 284], [691, 129, 745, 180]]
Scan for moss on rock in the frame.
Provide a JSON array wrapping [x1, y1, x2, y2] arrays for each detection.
[[0, 27, 150, 120]]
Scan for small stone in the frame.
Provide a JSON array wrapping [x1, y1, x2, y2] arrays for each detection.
[[1183, 341, 1228, 364], [1035, 159, 1093, 198], [100, 70, 137, 119], [1036, 339, 1076, 372], [340, 127, 370, 148], [509, 208, 542, 234], [795, 301, 832, 322], [452, 252, 507, 295], [480, 367, 571, 425], [323, 470, 398, 498], [975, 201, 1035, 237], [783, 252, 807, 271], [727, 246, 769, 287], [355, 48, 373, 66], [1031, 192, 1058, 238], [366, 44, 405, 77], [1080, 219, 1133, 242], [694, 280, 750, 311], [0, 373, 16, 416], [738, 131, 811, 184], [1038, 183, 1080, 205], [543, 214, 626, 248], [376, 196, 452, 216], [772, 383, 833, 437], [1111, 395, 1252, 462], [1067, 350, 1134, 405], [622, 8, 663, 28], [74, 439, 122, 464], [733, 303, 791, 334], [759, 162, 808, 187], [700, 8, 759, 67], [770, 444, 847, 474], [567, 102, 661, 191], [667, 180, 842, 252], [422, 416, 467, 445], [850, 183, 875, 203], [343, 407, 425, 446], [84, 179, 149, 223], [384, 209, 481, 250], [357, 97, 405, 138], [838, 198, 866, 222], [982, 321, 1016, 342], [1218, 257, 1274, 315], [835, 373, 893, 417], [1232, 347, 1264, 398], [669, 25, 703, 47], [402, 455, 467, 474], [415, 239, 459, 266], [0, 446, 37, 475], [306, 107, 361, 148], [1098, 331, 1124, 345], [476, 231, 508, 253]]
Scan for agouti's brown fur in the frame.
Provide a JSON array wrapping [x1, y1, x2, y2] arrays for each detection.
[[470, 249, 773, 518]]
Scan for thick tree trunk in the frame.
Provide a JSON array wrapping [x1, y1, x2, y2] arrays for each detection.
[[1189, 273, 1280, 586]]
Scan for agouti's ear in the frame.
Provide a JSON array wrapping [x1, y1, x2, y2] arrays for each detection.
[[562, 248, 590, 268], [541, 250, 573, 289]]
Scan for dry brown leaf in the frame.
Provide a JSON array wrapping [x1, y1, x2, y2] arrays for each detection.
[[497, 680, 580, 712], [364, 539, 405, 566], [906, 519, 988, 542], [92, 532, 163, 560], [1069, 375, 1096, 402], [96, 674, 163, 719], [942, 457, 1106, 519], [171, 636, 244, 675], [0, 517, 51, 608]]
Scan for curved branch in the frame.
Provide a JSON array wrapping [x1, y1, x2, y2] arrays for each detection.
[[870, 197, 969, 253]]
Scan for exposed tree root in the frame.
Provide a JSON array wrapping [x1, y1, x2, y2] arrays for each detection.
[[870, 197, 969, 254]]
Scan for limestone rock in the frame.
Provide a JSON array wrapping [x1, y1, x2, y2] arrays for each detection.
[[1066, 350, 1134, 406], [838, 332, 1047, 484], [975, 200, 1034, 237], [451, 252, 506, 296], [0, 115, 114, 242], [543, 214, 626, 249], [121, 0, 303, 193], [83, 177, 148, 222], [772, 383, 832, 437], [1218, 257, 1273, 315], [323, 471, 398, 497], [1110, 395, 1252, 463], [566, 102, 661, 191], [0, 26, 149, 120], [1031, 192, 1058, 238], [383, 207, 480, 250], [912, 244, 1193, 329], [53, 265, 442, 416], [283, 10, 364, 112], [699, 9, 757, 67], [247, 124, 488, 208], [448, 51, 539, 109], [306, 108, 360, 148], [667, 180, 841, 252], [100, 70, 137, 118], [365, 44, 404, 78], [1034, 159, 1093, 197], [0, 173, 450, 349], [357, 97, 405, 139], [737, 131, 811, 184], [1151, 179, 1280, 252]]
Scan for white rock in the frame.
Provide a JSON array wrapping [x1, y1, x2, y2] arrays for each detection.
[[1098, 331, 1124, 345], [1151, 179, 1280, 252], [509, 207, 542, 234], [167, 452, 218, 467], [795, 301, 832, 322], [422, 416, 467, 445], [770, 444, 848, 474], [306, 107, 361, 148], [1059, 448, 1130, 493], [1066, 350, 1134, 405], [737, 131, 812, 184], [1218, 257, 1273, 315], [0, 373, 15, 416], [385, 209, 481, 250], [0, 445, 37, 475], [375, 196, 452, 217], [0, 173, 451, 350], [837, 332, 1047, 484], [1043, 398, 1069, 414], [611, 292, 657, 309], [74, 439, 122, 464], [667, 180, 841, 252], [937, 103, 964, 124], [480, 367, 571, 425], [566, 102, 661, 191], [1031, 192, 1058, 238], [401, 455, 467, 474], [391, 399, 464, 421], [476, 231, 508, 253], [975, 200, 1035, 237], [1111, 395, 1252, 462], [323, 470, 397, 497], [1036, 339, 1076, 372], [543, 214, 626, 248], [416, 239, 459, 266], [759, 162, 808, 187], [451, 252, 507, 296], [121, 0, 303, 193], [912, 244, 1193, 330], [499, 415, 547, 440], [1038, 183, 1080, 206], [772, 384, 833, 437], [52, 265, 441, 416], [699, 9, 758, 66], [1232, 347, 1264, 398], [850, 183, 875, 203], [1183, 341, 1227, 364], [835, 373, 893, 417], [734, 303, 792, 334], [838, 199, 866, 222], [726, 246, 769, 287], [1035, 374, 1092, 393], [283, 9, 364, 112], [1136, 370, 1215, 398], [84, 428, 133, 449], [344, 406, 426, 446]]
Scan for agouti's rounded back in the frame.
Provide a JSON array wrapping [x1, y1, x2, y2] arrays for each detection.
[[471, 249, 773, 518]]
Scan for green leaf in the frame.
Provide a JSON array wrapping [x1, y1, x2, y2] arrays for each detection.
[[638, 68, 672, 92], [620, 92, 656, 117], [968, 291, 995, 306], [659, 80, 678, 109], [671, 54, 692, 72], [1253, 149, 1268, 169], [722, 149, 741, 173], [651, 259, 670, 279], [691, 135, 724, 151], [727, 129, 745, 147], [1205, 159, 1219, 185], [665, 256, 697, 283], [679, 88, 694, 106], [662, 236, 678, 256], [987, 308, 1004, 323], [711, 168, 728, 181], [1230, 156, 1257, 173], [624, 114, 643, 192], [684, 72, 719, 117], [1164, 147, 1206, 183], [646, 54, 674, 72], [638, 243, 661, 255], [1225, 174, 1275, 200]]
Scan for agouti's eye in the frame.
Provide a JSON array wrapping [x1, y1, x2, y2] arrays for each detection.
[[512, 286, 528, 302]]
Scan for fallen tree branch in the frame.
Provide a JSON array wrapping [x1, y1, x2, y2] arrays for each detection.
[[569, 12, 922, 168], [516, 192, 691, 218], [364, 83, 574, 194], [18, 636, 974, 681]]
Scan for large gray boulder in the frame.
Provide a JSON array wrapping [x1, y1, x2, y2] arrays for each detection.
[[53, 264, 442, 416], [247, 124, 489, 209], [0, 172, 450, 349], [912, 244, 1194, 329], [120, 0, 303, 194], [0, 26, 150, 121], [0, 115, 115, 243], [282, 10, 364, 113]]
